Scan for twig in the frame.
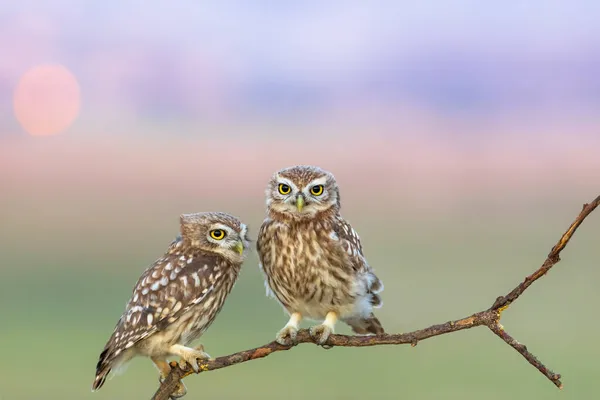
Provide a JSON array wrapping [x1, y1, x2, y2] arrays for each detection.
[[152, 195, 600, 400]]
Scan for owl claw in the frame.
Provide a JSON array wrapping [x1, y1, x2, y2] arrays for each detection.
[[170, 383, 187, 399], [276, 325, 298, 346], [194, 344, 211, 357], [310, 324, 333, 345], [158, 376, 187, 399], [174, 345, 211, 373], [179, 352, 210, 373]]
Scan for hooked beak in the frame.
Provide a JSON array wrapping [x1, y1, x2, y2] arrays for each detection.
[[296, 195, 305, 212], [233, 240, 244, 255]]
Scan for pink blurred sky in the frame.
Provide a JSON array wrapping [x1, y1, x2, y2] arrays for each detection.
[[2, 2, 599, 216], [2, 118, 598, 214]]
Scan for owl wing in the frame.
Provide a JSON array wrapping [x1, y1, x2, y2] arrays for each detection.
[[113, 252, 220, 349], [256, 219, 269, 263], [93, 240, 222, 389], [332, 216, 384, 297], [333, 216, 365, 261], [256, 218, 277, 299]]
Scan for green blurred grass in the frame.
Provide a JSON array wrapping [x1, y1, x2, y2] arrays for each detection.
[[1, 198, 599, 400]]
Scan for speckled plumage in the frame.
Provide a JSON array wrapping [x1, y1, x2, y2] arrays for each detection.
[[92, 212, 249, 396], [257, 165, 384, 345]]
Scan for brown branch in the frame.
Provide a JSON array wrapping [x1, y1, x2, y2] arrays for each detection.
[[152, 195, 600, 400]]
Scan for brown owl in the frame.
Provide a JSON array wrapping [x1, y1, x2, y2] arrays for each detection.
[[92, 212, 249, 398], [256, 165, 384, 346]]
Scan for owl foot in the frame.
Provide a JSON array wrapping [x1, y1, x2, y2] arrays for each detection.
[[170, 382, 187, 399], [276, 325, 298, 346], [310, 311, 338, 345], [309, 324, 334, 345], [154, 358, 187, 399], [276, 312, 302, 345], [158, 376, 187, 399], [168, 344, 211, 373]]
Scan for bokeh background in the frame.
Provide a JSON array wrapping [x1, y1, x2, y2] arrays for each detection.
[[1, 1, 600, 399]]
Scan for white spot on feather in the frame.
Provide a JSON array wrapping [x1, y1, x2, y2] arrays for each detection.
[[164, 263, 173, 271], [192, 272, 200, 287], [151, 281, 160, 291], [173, 301, 182, 313], [147, 314, 153, 325], [160, 276, 169, 286], [193, 289, 212, 305], [203, 297, 214, 308]]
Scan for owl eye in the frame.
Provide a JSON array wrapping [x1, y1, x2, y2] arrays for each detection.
[[209, 229, 226, 240], [278, 184, 291, 195], [310, 185, 324, 196]]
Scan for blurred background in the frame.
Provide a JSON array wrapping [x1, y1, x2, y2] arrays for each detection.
[[1, 1, 600, 399]]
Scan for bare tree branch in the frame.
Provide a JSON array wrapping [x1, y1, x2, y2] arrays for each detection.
[[152, 195, 600, 400]]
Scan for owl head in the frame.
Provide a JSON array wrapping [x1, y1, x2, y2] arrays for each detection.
[[266, 165, 340, 219], [179, 211, 250, 262]]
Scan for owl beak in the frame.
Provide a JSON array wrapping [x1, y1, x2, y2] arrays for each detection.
[[233, 240, 244, 255], [296, 195, 305, 212]]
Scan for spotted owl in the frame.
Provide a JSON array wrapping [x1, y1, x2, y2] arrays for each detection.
[[92, 212, 249, 398], [256, 165, 384, 345]]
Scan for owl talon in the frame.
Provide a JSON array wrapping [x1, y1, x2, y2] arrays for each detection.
[[178, 351, 210, 373], [276, 325, 298, 346], [169, 382, 188, 399], [310, 324, 334, 345], [158, 373, 187, 398], [193, 344, 212, 359], [169, 344, 210, 373], [309, 311, 337, 345]]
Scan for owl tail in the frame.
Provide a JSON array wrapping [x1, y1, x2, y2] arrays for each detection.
[[91, 349, 112, 392], [346, 313, 385, 335]]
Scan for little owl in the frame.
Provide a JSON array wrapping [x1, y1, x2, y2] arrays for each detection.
[[257, 165, 384, 345], [92, 212, 249, 398]]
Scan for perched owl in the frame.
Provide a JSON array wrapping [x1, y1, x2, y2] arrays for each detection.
[[92, 212, 249, 398], [257, 165, 384, 346]]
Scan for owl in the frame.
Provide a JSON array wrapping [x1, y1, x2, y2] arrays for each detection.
[[92, 212, 249, 398], [256, 165, 384, 346]]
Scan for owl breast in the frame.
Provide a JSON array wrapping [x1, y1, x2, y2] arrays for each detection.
[[260, 220, 363, 321]]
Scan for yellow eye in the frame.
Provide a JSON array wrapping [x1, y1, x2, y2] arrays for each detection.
[[210, 229, 226, 240], [310, 185, 324, 196], [278, 184, 291, 195]]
